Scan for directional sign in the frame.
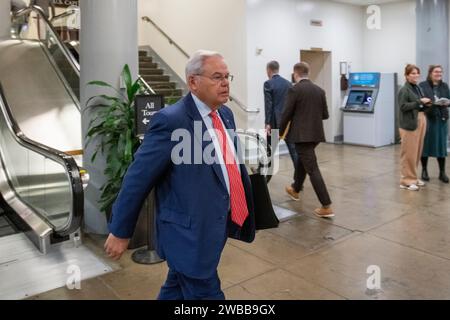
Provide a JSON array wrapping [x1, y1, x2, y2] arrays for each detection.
[[135, 94, 164, 138]]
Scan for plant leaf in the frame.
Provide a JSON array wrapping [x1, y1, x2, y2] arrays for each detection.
[[122, 64, 133, 99]]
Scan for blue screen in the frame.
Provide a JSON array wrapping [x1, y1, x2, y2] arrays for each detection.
[[349, 73, 380, 87], [347, 90, 373, 106]]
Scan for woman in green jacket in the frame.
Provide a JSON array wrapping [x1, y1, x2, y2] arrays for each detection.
[[419, 65, 450, 183], [398, 64, 432, 191]]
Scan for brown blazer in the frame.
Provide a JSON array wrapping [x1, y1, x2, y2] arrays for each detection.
[[279, 79, 329, 143]]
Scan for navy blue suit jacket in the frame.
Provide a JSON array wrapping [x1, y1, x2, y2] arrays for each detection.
[[108, 93, 255, 279], [264, 74, 292, 128]]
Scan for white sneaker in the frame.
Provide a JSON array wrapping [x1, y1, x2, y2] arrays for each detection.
[[417, 180, 426, 187], [400, 184, 419, 191]]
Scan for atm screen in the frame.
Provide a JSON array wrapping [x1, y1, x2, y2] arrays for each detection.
[[347, 90, 373, 106]]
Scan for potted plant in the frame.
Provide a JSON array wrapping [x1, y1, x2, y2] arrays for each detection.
[[85, 64, 143, 219]]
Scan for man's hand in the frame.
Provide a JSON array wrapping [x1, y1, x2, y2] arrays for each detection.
[[104, 233, 130, 260], [265, 124, 272, 136]]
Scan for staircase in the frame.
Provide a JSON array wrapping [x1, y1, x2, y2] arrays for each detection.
[[139, 50, 183, 105]]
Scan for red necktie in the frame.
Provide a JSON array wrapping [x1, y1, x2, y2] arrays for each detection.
[[209, 111, 249, 227]]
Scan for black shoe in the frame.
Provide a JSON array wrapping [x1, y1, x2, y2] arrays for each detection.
[[439, 172, 449, 183], [422, 169, 430, 181]]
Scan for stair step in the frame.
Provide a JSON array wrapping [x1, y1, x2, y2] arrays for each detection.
[[139, 62, 158, 69], [154, 88, 183, 96], [139, 68, 164, 75], [147, 81, 177, 89], [139, 50, 147, 57], [139, 56, 153, 62], [142, 74, 170, 82]]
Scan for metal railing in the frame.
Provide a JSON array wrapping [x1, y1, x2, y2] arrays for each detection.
[[50, 9, 78, 24], [0, 82, 84, 239], [13, 5, 80, 76], [236, 130, 272, 183], [141, 15, 259, 113], [138, 75, 156, 95]]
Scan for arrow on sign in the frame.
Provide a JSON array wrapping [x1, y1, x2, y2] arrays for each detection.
[[142, 118, 150, 125]]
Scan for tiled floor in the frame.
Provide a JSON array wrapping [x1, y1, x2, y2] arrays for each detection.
[[29, 143, 450, 300]]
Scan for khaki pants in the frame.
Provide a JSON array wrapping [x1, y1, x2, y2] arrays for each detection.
[[399, 112, 427, 186]]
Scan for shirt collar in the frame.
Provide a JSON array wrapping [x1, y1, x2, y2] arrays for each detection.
[[192, 93, 217, 119]]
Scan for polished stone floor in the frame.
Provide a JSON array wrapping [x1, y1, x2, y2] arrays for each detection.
[[30, 143, 450, 300]]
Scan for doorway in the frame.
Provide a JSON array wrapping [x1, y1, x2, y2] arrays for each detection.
[[300, 50, 333, 142]]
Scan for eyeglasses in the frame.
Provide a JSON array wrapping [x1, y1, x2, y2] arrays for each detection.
[[195, 73, 234, 84]]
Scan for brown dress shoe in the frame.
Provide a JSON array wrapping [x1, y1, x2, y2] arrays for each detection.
[[314, 207, 334, 218], [285, 186, 300, 201]]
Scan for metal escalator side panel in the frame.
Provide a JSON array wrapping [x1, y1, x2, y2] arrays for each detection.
[[12, 5, 80, 102], [0, 156, 52, 253], [39, 41, 80, 110], [12, 5, 80, 74], [0, 39, 82, 154], [0, 82, 83, 243]]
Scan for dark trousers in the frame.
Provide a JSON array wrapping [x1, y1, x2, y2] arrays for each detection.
[[157, 269, 225, 300], [292, 142, 331, 206]]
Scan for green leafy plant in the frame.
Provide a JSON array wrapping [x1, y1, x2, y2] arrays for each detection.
[[85, 64, 142, 214]]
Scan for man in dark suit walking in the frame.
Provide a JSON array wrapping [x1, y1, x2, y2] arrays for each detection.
[[280, 62, 334, 218], [104, 50, 255, 300], [264, 61, 298, 169]]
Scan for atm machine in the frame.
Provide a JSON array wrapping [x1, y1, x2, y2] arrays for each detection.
[[342, 72, 397, 147]]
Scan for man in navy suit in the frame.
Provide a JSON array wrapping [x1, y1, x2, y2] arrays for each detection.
[[264, 61, 298, 170], [104, 50, 255, 300]]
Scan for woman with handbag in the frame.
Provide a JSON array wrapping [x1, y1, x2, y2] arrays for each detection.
[[419, 65, 450, 183], [398, 64, 432, 191]]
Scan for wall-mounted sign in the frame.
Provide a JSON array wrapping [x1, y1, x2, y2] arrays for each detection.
[[53, 0, 79, 8], [349, 73, 381, 88], [135, 95, 164, 138]]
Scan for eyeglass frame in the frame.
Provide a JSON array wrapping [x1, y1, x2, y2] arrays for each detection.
[[193, 73, 234, 84]]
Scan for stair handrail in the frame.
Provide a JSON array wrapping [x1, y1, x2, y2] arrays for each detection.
[[138, 75, 156, 95], [13, 5, 80, 76], [141, 16, 190, 59], [141, 15, 259, 113]]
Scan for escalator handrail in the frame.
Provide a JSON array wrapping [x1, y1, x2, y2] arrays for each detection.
[[50, 9, 78, 24], [0, 82, 83, 236], [13, 5, 80, 76]]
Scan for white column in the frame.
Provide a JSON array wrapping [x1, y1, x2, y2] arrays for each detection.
[[80, 0, 138, 234], [416, 0, 449, 82], [0, 0, 11, 39]]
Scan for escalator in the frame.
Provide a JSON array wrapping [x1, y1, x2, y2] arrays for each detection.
[[0, 6, 84, 253]]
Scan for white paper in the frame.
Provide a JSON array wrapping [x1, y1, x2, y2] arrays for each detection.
[[434, 97, 450, 106]]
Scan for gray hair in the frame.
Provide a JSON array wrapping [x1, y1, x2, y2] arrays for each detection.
[[185, 50, 224, 80]]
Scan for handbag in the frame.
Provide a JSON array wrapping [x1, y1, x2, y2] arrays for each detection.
[[249, 173, 279, 230]]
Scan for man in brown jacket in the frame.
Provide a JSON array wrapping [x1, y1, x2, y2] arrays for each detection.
[[280, 62, 334, 218]]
